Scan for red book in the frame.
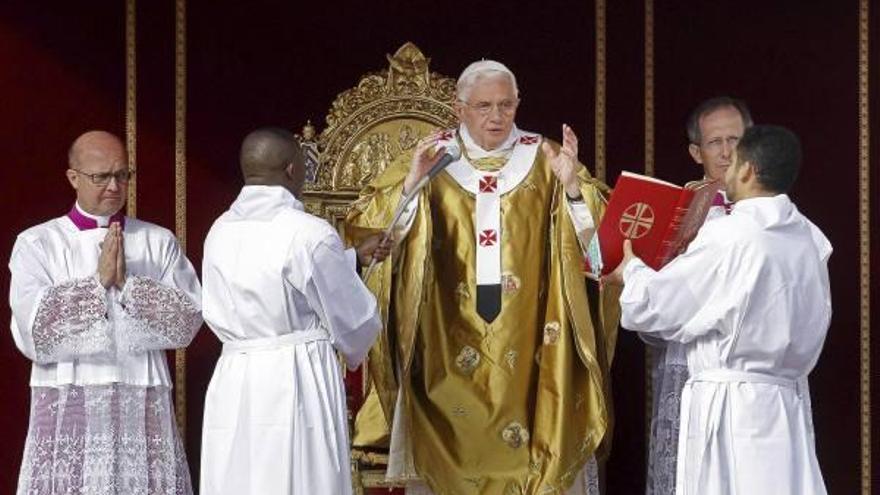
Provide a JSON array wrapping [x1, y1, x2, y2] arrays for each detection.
[[584, 171, 722, 279]]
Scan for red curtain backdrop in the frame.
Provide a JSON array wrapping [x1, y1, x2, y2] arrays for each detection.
[[0, 1, 876, 493]]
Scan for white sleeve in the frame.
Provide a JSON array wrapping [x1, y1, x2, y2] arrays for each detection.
[[619, 230, 741, 343], [302, 235, 382, 368], [390, 193, 419, 242], [117, 238, 202, 354], [9, 236, 113, 363], [564, 198, 595, 255]]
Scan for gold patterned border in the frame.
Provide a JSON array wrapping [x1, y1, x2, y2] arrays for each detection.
[[858, 0, 870, 492], [644, 0, 655, 178], [643, 0, 655, 445], [594, 0, 606, 182], [174, 0, 188, 441], [125, 0, 137, 217]]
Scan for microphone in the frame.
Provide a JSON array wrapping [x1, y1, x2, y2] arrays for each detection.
[[408, 143, 462, 193], [362, 143, 461, 281]]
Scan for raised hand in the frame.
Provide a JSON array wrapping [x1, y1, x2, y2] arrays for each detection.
[[97, 227, 117, 289], [113, 223, 126, 289], [542, 124, 583, 198], [403, 132, 447, 195]]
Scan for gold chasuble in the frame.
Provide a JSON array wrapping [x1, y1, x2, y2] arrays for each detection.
[[345, 127, 620, 494]]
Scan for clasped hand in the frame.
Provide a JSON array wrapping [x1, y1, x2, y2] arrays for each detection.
[[97, 222, 126, 289]]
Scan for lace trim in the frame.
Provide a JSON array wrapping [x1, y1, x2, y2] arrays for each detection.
[[17, 384, 192, 495], [31, 277, 112, 363], [645, 351, 689, 495], [119, 276, 200, 354]]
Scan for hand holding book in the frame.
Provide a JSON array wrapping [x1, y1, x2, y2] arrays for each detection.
[[603, 239, 635, 286], [584, 171, 723, 280]]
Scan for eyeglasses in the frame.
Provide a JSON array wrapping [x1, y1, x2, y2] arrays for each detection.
[[700, 136, 740, 153], [460, 99, 519, 116], [72, 168, 135, 186]]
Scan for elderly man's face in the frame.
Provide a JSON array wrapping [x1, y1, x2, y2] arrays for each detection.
[[455, 76, 518, 151], [688, 106, 746, 181], [66, 136, 129, 216]]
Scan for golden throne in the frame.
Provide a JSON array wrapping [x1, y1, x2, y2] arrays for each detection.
[[296, 42, 458, 493]]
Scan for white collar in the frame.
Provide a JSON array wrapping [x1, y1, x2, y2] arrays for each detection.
[[459, 124, 520, 159], [441, 128, 540, 195], [75, 202, 115, 227], [231, 185, 304, 219]]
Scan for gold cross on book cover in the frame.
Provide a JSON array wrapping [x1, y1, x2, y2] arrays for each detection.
[[584, 171, 723, 279]]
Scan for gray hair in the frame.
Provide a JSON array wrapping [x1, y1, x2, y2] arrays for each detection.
[[686, 96, 754, 144], [456, 60, 519, 102]]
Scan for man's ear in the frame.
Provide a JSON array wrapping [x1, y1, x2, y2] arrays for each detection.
[[66, 169, 79, 191], [453, 100, 466, 122], [739, 161, 755, 182], [688, 143, 703, 164]]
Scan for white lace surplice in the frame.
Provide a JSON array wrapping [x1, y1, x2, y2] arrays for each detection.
[[644, 344, 688, 495], [9, 215, 202, 495]]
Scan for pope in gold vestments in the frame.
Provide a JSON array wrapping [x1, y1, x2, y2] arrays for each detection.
[[345, 130, 619, 494]]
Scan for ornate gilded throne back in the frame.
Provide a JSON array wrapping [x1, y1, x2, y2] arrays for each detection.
[[297, 42, 459, 229]]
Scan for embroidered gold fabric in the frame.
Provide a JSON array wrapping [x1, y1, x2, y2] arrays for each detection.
[[345, 142, 620, 494]]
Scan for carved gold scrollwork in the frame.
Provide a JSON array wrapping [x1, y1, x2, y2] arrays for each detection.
[[300, 42, 458, 202]]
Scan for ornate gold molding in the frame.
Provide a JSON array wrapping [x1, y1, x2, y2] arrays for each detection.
[[595, 0, 606, 182], [307, 42, 457, 197], [644, 0, 655, 445], [858, 0, 870, 492], [125, 0, 137, 217], [174, 0, 188, 441], [644, 0, 655, 178]]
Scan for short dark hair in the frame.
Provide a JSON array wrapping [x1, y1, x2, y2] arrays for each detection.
[[686, 96, 754, 144], [736, 125, 802, 193]]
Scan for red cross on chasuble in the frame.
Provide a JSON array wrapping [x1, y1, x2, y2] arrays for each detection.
[[475, 172, 502, 322], [479, 176, 498, 193], [479, 229, 498, 246], [437, 127, 542, 324]]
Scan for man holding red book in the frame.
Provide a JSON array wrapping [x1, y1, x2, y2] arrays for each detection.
[[643, 97, 753, 495], [608, 125, 831, 495]]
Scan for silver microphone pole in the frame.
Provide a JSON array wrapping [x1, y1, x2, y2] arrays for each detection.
[[361, 144, 461, 281]]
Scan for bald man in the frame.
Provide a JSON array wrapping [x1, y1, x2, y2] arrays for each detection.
[[200, 127, 384, 495], [9, 130, 202, 494]]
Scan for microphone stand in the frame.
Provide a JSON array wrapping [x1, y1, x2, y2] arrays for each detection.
[[361, 143, 461, 282], [361, 173, 432, 281]]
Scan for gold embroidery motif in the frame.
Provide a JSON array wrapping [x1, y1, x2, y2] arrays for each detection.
[[456, 281, 470, 301], [501, 421, 530, 449], [452, 405, 468, 417], [463, 477, 484, 488], [501, 272, 521, 295], [529, 457, 544, 473], [505, 350, 518, 369], [472, 156, 508, 172], [543, 321, 561, 345], [455, 345, 481, 374], [504, 482, 526, 495]]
